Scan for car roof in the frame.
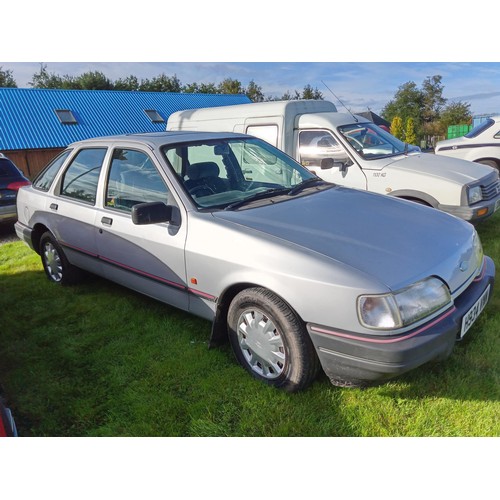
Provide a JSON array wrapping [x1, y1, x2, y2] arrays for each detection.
[[67, 130, 249, 149]]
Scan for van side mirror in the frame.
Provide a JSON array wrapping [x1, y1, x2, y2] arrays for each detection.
[[132, 202, 181, 226], [320, 157, 353, 172]]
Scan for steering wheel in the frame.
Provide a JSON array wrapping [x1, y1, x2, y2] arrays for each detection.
[[189, 184, 215, 197]]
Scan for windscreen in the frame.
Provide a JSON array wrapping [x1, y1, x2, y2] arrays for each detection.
[[162, 137, 318, 209], [338, 122, 418, 160]]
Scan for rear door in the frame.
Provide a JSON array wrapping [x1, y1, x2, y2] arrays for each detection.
[[48, 147, 107, 273]]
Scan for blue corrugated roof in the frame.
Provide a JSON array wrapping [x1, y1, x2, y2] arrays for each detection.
[[0, 88, 251, 151]]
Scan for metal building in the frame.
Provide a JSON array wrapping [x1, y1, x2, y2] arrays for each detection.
[[0, 88, 251, 178]]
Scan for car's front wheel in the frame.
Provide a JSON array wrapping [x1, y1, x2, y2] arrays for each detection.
[[227, 287, 320, 392], [40, 231, 82, 285]]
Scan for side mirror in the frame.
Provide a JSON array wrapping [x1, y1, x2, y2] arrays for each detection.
[[320, 158, 334, 170], [321, 157, 353, 172], [132, 202, 181, 226]]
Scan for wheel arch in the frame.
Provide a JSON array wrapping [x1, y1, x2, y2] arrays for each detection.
[[209, 282, 298, 348], [475, 157, 500, 170], [388, 189, 439, 208], [31, 223, 51, 254]]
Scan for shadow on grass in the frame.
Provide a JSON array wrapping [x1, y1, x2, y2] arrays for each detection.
[[0, 268, 355, 436]]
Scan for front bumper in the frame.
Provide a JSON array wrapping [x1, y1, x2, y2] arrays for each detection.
[[439, 194, 500, 223], [307, 256, 495, 385]]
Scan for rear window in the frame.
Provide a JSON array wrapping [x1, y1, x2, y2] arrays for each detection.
[[0, 158, 21, 178], [33, 150, 72, 192], [465, 118, 494, 139]]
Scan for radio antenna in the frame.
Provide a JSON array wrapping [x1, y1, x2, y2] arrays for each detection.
[[321, 80, 358, 122]]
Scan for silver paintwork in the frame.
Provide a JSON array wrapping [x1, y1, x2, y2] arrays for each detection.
[[15, 132, 486, 339]]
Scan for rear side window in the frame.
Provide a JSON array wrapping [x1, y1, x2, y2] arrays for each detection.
[[60, 148, 107, 204], [33, 150, 72, 192], [0, 158, 21, 178]]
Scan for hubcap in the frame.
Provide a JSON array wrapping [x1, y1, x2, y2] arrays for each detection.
[[237, 309, 285, 379], [43, 242, 63, 282]]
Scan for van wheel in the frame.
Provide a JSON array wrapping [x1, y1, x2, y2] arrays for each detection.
[[40, 232, 82, 285], [227, 287, 320, 392]]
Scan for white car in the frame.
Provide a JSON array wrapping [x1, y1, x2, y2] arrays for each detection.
[[435, 116, 500, 172]]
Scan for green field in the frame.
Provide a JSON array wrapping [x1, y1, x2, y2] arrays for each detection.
[[1, 213, 499, 437]]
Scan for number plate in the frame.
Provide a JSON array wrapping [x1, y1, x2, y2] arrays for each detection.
[[460, 285, 490, 338], [495, 198, 500, 212]]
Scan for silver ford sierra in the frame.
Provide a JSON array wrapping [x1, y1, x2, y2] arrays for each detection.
[[15, 131, 495, 391]]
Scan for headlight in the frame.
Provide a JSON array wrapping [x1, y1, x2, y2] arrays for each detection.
[[358, 277, 452, 330], [472, 231, 484, 274], [468, 185, 483, 205]]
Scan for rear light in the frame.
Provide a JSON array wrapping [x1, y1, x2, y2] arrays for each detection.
[[6, 181, 31, 191]]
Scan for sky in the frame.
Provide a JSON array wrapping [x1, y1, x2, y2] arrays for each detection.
[[3, 0, 500, 119], [3, 61, 500, 116]]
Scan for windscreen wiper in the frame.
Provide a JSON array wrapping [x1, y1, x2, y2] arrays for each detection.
[[224, 187, 290, 211], [287, 178, 327, 195]]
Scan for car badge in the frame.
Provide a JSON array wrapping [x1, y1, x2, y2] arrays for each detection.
[[459, 260, 469, 272]]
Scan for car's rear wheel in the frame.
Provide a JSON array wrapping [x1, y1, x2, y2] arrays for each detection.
[[40, 231, 82, 285], [227, 287, 320, 392]]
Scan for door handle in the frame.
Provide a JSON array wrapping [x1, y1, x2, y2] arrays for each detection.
[[50, 203, 58, 211], [101, 217, 113, 226]]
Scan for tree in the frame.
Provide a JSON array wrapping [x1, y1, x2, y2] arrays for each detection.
[[280, 90, 301, 100], [301, 84, 323, 100], [381, 81, 424, 133], [390, 116, 404, 140], [29, 63, 65, 88], [405, 117, 417, 145], [114, 75, 140, 91], [439, 101, 472, 134], [217, 78, 245, 95], [246, 80, 264, 102], [0, 67, 17, 88], [421, 75, 446, 124], [140, 74, 182, 92], [74, 71, 113, 90], [182, 82, 218, 94]]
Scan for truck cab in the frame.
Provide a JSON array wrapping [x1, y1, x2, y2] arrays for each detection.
[[167, 100, 500, 223]]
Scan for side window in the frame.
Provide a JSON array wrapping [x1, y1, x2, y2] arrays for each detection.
[[246, 125, 279, 147], [494, 130, 500, 139], [298, 130, 346, 168], [33, 150, 72, 192], [60, 148, 107, 204], [106, 148, 173, 213]]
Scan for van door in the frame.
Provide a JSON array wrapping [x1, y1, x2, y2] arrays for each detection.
[[297, 129, 367, 189]]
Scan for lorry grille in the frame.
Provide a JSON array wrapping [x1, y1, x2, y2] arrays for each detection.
[[482, 179, 500, 201]]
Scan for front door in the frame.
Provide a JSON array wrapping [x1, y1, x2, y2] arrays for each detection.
[[95, 147, 189, 312], [297, 129, 367, 189]]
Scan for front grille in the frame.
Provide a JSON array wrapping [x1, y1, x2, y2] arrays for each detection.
[[482, 179, 500, 201]]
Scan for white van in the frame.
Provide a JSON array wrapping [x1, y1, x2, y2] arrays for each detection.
[[167, 100, 500, 223]]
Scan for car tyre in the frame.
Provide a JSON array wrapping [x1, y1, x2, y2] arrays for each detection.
[[227, 287, 320, 392], [40, 231, 82, 285]]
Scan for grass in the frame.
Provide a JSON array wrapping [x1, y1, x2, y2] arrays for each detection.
[[0, 212, 499, 437]]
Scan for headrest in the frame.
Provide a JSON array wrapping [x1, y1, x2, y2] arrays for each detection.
[[187, 162, 220, 180]]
